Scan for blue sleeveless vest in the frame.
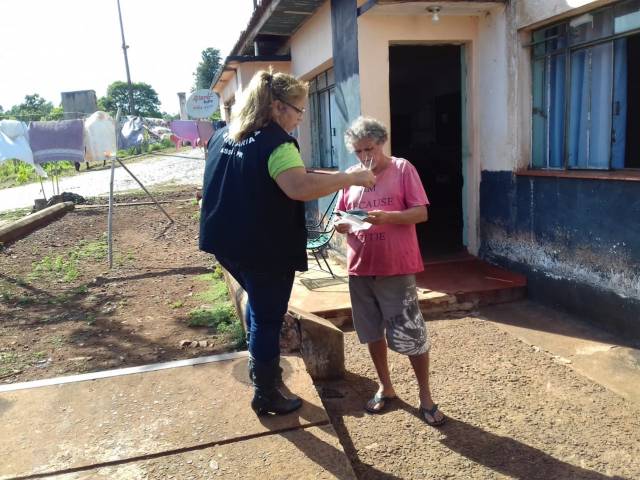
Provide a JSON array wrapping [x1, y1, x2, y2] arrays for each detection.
[[199, 122, 308, 272]]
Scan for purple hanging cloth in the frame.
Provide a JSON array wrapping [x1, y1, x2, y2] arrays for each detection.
[[169, 120, 199, 146], [29, 119, 84, 164], [196, 120, 215, 147]]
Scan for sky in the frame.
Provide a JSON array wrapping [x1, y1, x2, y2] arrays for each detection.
[[0, 0, 255, 115]]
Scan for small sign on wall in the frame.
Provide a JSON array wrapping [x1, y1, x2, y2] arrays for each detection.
[[186, 90, 219, 119]]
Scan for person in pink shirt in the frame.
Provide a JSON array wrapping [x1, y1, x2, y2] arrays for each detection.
[[335, 116, 446, 427]]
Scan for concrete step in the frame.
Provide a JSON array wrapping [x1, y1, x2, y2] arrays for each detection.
[[290, 254, 527, 326]]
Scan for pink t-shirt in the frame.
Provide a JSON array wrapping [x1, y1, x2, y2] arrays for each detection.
[[337, 157, 429, 276]]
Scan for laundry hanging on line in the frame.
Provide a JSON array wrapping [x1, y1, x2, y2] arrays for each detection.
[[0, 119, 47, 177], [169, 120, 200, 147], [84, 111, 117, 162], [118, 116, 145, 149], [29, 119, 84, 165], [196, 120, 214, 147]]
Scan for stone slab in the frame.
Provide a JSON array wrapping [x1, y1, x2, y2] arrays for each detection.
[[0, 355, 327, 479]]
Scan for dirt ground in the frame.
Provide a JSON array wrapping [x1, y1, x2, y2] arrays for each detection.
[[0, 187, 240, 384], [3, 186, 640, 479], [317, 319, 640, 480]]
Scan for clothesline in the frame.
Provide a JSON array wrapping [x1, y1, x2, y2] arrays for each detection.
[[1, 114, 215, 179], [0, 112, 167, 121]]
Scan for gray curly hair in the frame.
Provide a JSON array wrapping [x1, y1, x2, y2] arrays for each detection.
[[344, 116, 388, 152]]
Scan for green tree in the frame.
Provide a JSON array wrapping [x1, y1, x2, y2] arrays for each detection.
[[48, 105, 64, 120], [193, 48, 222, 91], [99, 81, 161, 117], [6, 94, 55, 121]]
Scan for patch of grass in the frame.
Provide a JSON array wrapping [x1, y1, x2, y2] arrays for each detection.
[[186, 304, 244, 348], [195, 281, 228, 304], [85, 313, 97, 326], [188, 303, 236, 327], [71, 284, 89, 295], [49, 293, 71, 305], [16, 295, 35, 305], [0, 207, 31, 223], [30, 235, 108, 282], [31, 351, 47, 362], [213, 264, 225, 279], [0, 351, 18, 364], [170, 300, 185, 309], [188, 269, 245, 348], [0, 351, 21, 378], [0, 290, 15, 304], [49, 335, 66, 347], [216, 316, 246, 348], [0, 285, 36, 306], [31, 255, 79, 282]]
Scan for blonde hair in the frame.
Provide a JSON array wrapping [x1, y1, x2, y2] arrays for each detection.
[[228, 68, 308, 142]]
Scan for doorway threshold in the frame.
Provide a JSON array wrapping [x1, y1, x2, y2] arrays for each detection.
[[416, 254, 527, 306]]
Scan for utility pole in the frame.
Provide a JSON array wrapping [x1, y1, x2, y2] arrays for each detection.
[[116, 0, 135, 115]]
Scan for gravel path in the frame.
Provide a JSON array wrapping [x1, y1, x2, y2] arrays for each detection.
[[0, 150, 205, 213], [317, 317, 639, 479]]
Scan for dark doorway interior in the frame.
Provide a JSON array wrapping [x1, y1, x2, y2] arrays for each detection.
[[389, 45, 464, 258], [626, 34, 640, 168]]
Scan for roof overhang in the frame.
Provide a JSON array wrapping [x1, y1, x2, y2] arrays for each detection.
[[210, 54, 292, 93], [360, 0, 506, 17], [230, 0, 326, 57]]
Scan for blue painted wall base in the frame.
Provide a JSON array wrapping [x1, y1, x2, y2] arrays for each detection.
[[480, 170, 640, 339]]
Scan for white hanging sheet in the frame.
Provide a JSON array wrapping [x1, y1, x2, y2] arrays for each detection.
[[84, 111, 116, 161]]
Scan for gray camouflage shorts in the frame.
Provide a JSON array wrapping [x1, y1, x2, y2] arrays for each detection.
[[349, 274, 429, 356]]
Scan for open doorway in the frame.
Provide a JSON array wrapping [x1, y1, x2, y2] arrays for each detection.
[[389, 45, 464, 258]]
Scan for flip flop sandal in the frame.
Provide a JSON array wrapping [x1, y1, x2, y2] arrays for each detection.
[[419, 403, 446, 427], [365, 392, 397, 414]]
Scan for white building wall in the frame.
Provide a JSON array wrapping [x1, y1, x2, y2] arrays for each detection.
[[477, 5, 514, 172], [290, 1, 333, 79], [289, 0, 334, 168]]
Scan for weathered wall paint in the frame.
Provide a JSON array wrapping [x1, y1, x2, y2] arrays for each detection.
[[515, 0, 616, 28], [480, 171, 640, 335], [331, 0, 362, 172]]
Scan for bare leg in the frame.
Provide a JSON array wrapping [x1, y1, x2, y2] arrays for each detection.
[[368, 339, 396, 399], [409, 352, 444, 423]]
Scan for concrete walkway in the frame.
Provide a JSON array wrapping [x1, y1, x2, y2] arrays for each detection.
[[0, 353, 356, 480]]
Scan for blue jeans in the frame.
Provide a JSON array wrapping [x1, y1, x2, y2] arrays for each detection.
[[217, 258, 295, 363]]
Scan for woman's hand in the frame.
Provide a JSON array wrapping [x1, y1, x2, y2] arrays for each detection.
[[365, 210, 389, 225], [335, 222, 351, 234], [348, 168, 376, 188]]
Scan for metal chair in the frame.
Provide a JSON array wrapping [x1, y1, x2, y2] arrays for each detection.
[[306, 222, 336, 277], [306, 191, 339, 231]]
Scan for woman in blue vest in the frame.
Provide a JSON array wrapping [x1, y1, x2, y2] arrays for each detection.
[[200, 69, 375, 415]]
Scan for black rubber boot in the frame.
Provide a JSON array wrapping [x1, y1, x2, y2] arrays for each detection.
[[250, 357, 302, 416], [248, 354, 288, 388]]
